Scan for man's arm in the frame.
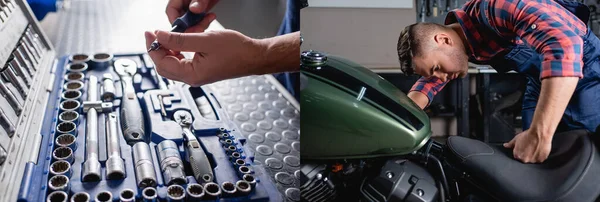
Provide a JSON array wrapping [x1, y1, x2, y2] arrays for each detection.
[[408, 91, 429, 109], [407, 76, 449, 109], [492, 0, 584, 138], [491, 0, 584, 162], [255, 31, 301, 74]]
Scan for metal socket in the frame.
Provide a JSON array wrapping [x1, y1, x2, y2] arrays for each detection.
[[58, 111, 79, 125], [235, 159, 246, 167], [120, 189, 136, 202], [55, 134, 77, 150], [231, 152, 241, 159], [142, 187, 158, 202], [59, 99, 81, 112], [95, 191, 112, 202], [56, 121, 76, 135], [157, 140, 186, 185], [49, 160, 71, 177], [167, 184, 186, 201], [221, 181, 237, 197], [236, 180, 252, 195], [133, 142, 157, 188], [223, 139, 233, 145], [186, 183, 204, 201], [243, 174, 256, 188], [239, 166, 252, 175], [70, 192, 90, 202], [47, 191, 68, 202], [101, 73, 115, 102], [90, 53, 113, 70], [48, 175, 69, 192], [227, 145, 237, 153], [220, 133, 230, 139], [66, 62, 88, 72], [52, 147, 73, 164], [64, 72, 84, 81], [61, 90, 82, 101], [63, 81, 84, 92], [69, 54, 90, 64], [204, 182, 221, 199]]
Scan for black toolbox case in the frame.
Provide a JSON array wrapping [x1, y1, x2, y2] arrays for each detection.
[[0, 1, 301, 201]]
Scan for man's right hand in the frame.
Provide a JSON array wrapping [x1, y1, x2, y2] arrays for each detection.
[[166, 0, 220, 33]]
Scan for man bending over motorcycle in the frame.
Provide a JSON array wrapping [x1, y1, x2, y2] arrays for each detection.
[[397, 0, 600, 163]]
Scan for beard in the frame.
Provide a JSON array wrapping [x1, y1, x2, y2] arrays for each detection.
[[446, 47, 469, 78]]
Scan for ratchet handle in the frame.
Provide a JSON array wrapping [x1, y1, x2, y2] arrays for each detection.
[[172, 11, 207, 33], [184, 129, 214, 183], [120, 91, 146, 144]]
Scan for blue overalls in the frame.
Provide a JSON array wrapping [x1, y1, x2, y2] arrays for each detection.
[[479, 0, 600, 133], [272, 0, 303, 101]]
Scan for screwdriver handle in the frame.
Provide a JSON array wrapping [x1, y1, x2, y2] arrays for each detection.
[[172, 11, 207, 33]]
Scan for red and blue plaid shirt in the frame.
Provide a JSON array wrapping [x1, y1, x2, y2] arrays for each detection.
[[410, 0, 587, 107]]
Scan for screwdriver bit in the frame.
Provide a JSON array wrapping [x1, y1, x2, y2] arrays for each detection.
[[148, 11, 206, 52]]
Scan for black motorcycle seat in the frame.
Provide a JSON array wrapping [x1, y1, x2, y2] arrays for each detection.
[[446, 129, 600, 202]]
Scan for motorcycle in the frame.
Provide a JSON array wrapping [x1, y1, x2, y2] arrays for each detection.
[[298, 50, 600, 202]]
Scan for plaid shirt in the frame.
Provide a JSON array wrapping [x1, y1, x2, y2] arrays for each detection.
[[410, 0, 587, 107]]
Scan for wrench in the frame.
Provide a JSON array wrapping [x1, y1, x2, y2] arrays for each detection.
[[174, 110, 214, 183], [114, 59, 146, 144], [1, 64, 27, 99]]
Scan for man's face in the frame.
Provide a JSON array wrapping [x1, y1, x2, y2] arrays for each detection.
[[412, 39, 469, 82]]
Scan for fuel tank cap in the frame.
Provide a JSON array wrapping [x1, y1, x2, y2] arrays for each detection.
[[301, 50, 327, 66]]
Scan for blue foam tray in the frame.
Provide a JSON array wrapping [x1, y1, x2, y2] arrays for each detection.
[[16, 53, 282, 202]]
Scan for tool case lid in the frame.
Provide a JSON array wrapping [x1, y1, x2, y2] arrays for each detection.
[[0, 0, 58, 201]]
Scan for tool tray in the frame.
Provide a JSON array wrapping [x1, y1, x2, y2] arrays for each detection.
[[0, 1, 301, 201]]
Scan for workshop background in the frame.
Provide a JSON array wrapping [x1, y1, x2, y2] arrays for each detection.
[[301, 0, 600, 145]]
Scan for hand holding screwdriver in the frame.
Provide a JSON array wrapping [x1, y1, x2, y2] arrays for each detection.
[[148, 11, 208, 52]]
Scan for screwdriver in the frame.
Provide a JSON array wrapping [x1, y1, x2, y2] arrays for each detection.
[[148, 11, 207, 52]]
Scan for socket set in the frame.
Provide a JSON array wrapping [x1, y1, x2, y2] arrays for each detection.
[[29, 52, 291, 202], [0, 0, 300, 201]]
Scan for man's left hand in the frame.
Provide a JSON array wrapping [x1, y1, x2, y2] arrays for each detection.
[[503, 129, 552, 163]]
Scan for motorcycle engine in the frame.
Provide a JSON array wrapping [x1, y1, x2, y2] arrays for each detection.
[[300, 158, 439, 202], [360, 159, 439, 202]]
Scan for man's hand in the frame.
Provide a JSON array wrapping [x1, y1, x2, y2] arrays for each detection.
[[503, 76, 579, 163], [144, 30, 300, 87], [144, 29, 264, 86], [503, 129, 552, 163], [166, 0, 219, 33]]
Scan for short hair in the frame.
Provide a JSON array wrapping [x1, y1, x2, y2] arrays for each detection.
[[397, 23, 444, 76]]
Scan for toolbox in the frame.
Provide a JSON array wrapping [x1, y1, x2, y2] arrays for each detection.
[[0, 0, 301, 201]]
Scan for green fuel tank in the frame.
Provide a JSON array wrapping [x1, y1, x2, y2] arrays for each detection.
[[300, 50, 432, 160]]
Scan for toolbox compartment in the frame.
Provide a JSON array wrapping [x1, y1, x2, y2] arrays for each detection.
[[0, 0, 300, 201]]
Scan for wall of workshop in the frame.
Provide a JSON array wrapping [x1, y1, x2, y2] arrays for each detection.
[[300, 0, 468, 137], [300, 5, 416, 72]]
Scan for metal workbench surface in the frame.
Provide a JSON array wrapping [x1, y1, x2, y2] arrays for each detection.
[[41, 0, 301, 201]]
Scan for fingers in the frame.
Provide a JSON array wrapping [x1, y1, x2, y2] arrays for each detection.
[[155, 30, 212, 52], [189, 0, 206, 13], [145, 31, 190, 81], [166, 0, 191, 24], [503, 138, 515, 148]]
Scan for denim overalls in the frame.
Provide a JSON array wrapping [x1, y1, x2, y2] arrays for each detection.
[[272, 0, 303, 101], [479, 0, 600, 133]]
